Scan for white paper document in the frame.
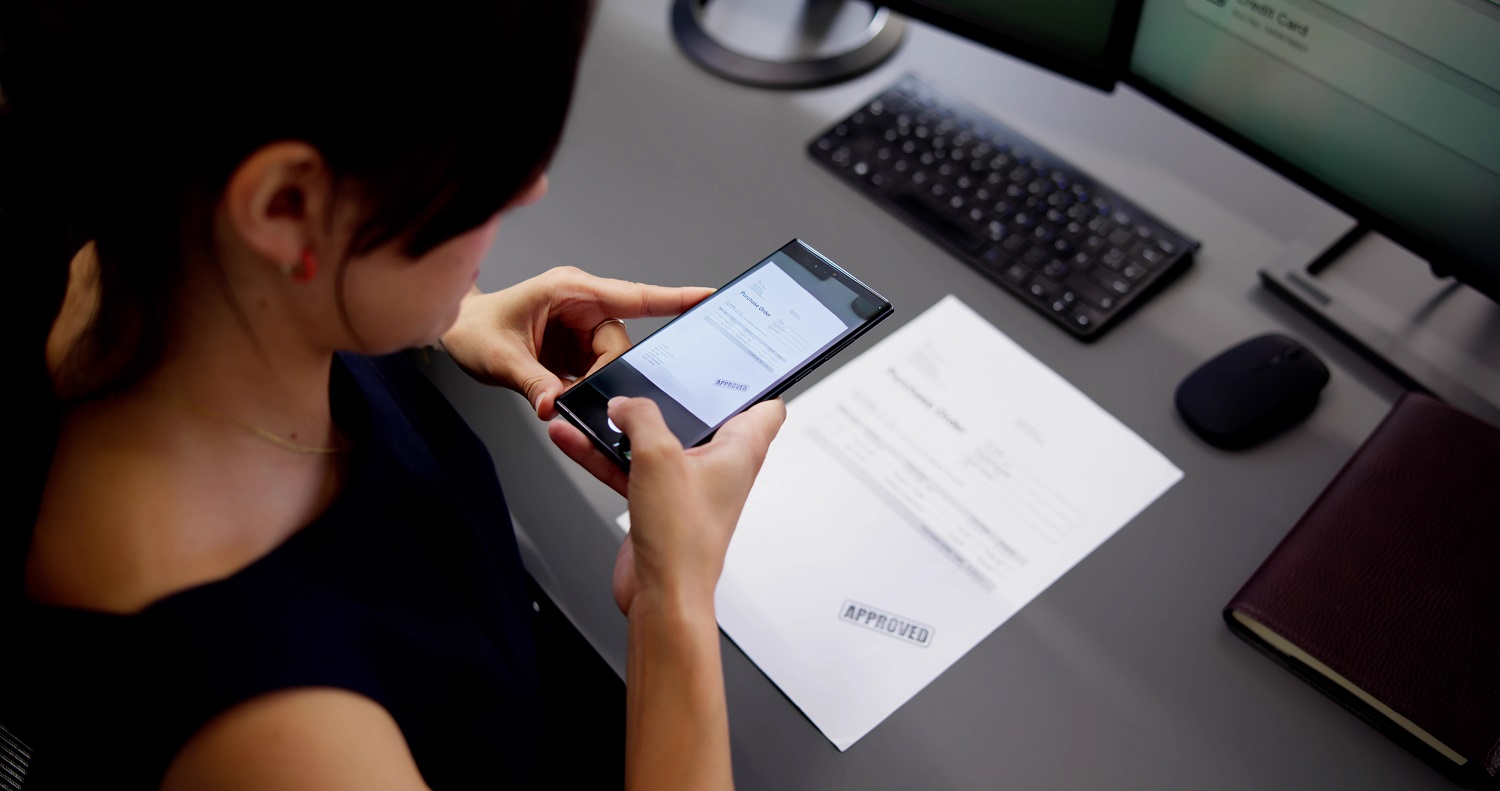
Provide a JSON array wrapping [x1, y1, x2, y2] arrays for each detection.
[[617, 295, 1182, 750]]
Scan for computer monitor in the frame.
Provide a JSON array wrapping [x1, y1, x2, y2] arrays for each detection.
[[869, 0, 1498, 414], [879, 0, 1140, 90], [1127, 0, 1500, 304], [878, 0, 1500, 306]]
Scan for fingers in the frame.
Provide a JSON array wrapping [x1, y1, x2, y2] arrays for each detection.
[[588, 319, 632, 369], [508, 357, 567, 420], [547, 418, 629, 496], [700, 399, 787, 466], [606, 396, 683, 464], [535, 318, 629, 420], [578, 351, 622, 386], [587, 277, 716, 320]]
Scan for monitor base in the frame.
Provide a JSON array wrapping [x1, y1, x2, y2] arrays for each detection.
[[670, 0, 906, 89], [1261, 226, 1500, 426]]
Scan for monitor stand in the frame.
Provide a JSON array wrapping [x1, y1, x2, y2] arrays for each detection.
[[1261, 227, 1500, 426], [671, 0, 905, 88]]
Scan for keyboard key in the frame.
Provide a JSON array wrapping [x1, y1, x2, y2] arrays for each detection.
[[1027, 279, 1061, 305], [1040, 260, 1071, 281], [893, 191, 985, 253], [977, 245, 1007, 272], [1092, 270, 1133, 296], [1071, 305, 1103, 331], [1064, 274, 1117, 311]]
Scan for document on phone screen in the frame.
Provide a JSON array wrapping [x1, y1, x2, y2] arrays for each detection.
[[617, 295, 1183, 750], [618, 254, 848, 427]]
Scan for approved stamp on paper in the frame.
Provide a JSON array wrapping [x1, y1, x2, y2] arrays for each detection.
[[839, 600, 933, 647]]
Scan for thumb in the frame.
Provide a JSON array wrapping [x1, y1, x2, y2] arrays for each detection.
[[509, 358, 566, 419], [698, 398, 786, 473], [606, 397, 682, 461]]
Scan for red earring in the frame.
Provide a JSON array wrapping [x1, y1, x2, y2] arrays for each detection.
[[292, 249, 318, 283]]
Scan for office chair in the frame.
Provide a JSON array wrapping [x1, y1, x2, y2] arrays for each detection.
[[0, 722, 31, 790]]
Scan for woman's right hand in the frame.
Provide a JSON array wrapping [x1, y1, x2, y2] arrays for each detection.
[[551, 396, 782, 791], [547, 396, 786, 615]]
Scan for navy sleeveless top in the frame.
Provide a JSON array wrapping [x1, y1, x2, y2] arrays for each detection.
[[10, 353, 543, 789]]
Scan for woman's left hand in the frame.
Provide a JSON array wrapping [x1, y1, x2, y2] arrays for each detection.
[[440, 266, 713, 419]]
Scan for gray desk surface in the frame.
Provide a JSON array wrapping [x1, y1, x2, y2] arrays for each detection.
[[426, 3, 1457, 788]]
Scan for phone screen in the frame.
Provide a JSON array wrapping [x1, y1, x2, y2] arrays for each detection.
[[557, 240, 891, 464]]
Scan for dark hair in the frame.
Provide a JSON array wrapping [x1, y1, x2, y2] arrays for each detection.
[[0, 0, 593, 592]]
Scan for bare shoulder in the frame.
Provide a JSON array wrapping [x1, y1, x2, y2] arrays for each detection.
[[28, 430, 187, 612], [26, 401, 262, 613], [161, 687, 430, 791]]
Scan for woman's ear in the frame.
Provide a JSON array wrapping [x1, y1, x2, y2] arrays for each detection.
[[221, 142, 331, 271]]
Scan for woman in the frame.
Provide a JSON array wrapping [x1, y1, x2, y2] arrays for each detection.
[[1, 1, 782, 788]]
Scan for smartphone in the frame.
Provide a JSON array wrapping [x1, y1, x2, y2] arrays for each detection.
[[555, 239, 893, 469]]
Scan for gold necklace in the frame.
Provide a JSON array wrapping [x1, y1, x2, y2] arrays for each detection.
[[148, 392, 348, 455]]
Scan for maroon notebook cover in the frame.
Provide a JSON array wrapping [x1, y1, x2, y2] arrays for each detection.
[[1226, 393, 1500, 788]]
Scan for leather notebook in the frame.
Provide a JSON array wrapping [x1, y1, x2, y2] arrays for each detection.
[[1225, 392, 1500, 789]]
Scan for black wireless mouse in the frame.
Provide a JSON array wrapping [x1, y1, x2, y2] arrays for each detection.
[[1175, 334, 1330, 449]]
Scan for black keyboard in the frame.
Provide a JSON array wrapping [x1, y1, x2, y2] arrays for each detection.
[[809, 74, 1198, 340]]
